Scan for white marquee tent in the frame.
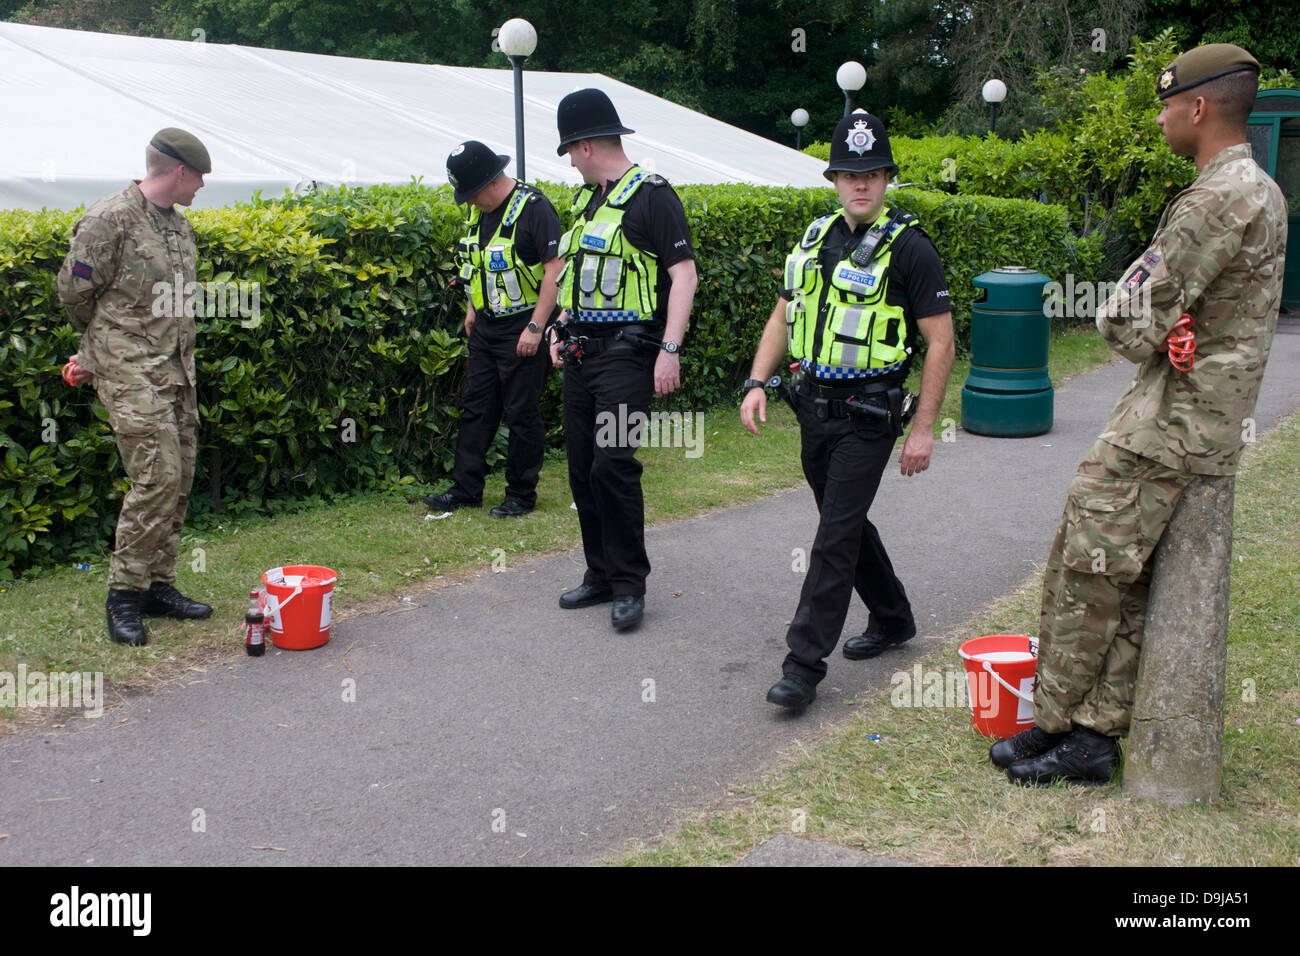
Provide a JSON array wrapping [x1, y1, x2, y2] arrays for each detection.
[[0, 21, 829, 210]]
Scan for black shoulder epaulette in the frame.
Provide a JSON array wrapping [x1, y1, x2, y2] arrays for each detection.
[[645, 173, 668, 187]]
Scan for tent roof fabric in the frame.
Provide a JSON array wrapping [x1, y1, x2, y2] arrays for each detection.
[[0, 21, 828, 210]]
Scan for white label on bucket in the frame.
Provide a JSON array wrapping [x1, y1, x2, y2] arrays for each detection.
[[972, 651, 1035, 663], [320, 591, 332, 632], [265, 594, 282, 633], [1017, 677, 1035, 721], [283, 575, 304, 587]]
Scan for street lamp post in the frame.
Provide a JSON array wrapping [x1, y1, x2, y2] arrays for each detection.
[[499, 18, 537, 181], [982, 78, 1007, 136], [837, 61, 867, 118], [791, 108, 809, 150]]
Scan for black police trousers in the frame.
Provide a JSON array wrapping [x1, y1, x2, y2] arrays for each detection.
[[783, 400, 914, 685], [448, 313, 550, 507], [562, 344, 657, 597]]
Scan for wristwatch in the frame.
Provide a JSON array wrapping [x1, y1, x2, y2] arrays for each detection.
[[527, 321, 542, 333], [660, 340, 680, 354], [742, 378, 767, 394]]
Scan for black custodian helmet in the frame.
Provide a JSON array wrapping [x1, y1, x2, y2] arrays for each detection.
[[446, 140, 510, 204], [824, 109, 896, 181], [556, 88, 636, 155]]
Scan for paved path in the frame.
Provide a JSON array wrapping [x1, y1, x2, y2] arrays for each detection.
[[3, 321, 1298, 866]]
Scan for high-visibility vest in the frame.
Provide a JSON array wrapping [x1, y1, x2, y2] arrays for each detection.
[[457, 185, 545, 317], [784, 207, 917, 372], [557, 166, 662, 323]]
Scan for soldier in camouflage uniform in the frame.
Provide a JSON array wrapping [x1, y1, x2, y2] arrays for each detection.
[[991, 45, 1289, 784], [57, 128, 215, 646]]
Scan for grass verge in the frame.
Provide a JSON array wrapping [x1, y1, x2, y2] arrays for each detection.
[[614, 410, 1300, 866], [0, 325, 1113, 727]]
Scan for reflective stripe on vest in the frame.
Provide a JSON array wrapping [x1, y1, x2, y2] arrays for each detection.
[[557, 166, 659, 323], [457, 186, 544, 317], [784, 207, 915, 371]]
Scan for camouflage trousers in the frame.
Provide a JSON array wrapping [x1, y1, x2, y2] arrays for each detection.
[[95, 379, 198, 591], [1032, 438, 1193, 737]]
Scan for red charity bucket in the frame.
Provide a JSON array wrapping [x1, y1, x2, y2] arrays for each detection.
[[262, 565, 337, 650], [957, 634, 1038, 739]]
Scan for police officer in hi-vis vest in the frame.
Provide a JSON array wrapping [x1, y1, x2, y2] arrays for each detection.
[[425, 141, 562, 518], [741, 109, 955, 710], [548, 89, 698, 632]]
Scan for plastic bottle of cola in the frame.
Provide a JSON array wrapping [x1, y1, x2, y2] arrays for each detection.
[[245, 589, 266, 657]]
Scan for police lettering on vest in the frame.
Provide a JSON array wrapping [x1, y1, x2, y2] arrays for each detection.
[[784, 207, 917, 377], [457, 186, 545, 317], [557, 166, 662, 323]]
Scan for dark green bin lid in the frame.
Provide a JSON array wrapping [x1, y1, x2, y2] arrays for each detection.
[[973, 266, 1052, 314]]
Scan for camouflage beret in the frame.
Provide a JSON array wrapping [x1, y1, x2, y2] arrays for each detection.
[[1157, 43, 1260, 101], [149, 127, 212, 174]]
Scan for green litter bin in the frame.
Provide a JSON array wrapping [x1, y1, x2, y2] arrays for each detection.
[[961, 266, 1053, 437]]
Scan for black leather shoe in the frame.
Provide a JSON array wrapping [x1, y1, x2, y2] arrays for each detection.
[[989, 725, 1068, 769], [143, 582, 213, 619], [490, 498, 534, 518], [106, 589, 148, 646], [842, 618, 917, 660], [611, 595, 644, 631], [766, 674, 817, 709], [423, 491, 482, 511], [1007, 726, 1119, 786], [559, 583, 614, 609]]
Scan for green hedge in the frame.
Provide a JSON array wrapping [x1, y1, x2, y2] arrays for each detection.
[[1, 181, 1080, 578]]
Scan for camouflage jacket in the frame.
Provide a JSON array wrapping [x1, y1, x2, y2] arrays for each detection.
[[57, 182, 198, 387], [1096, 143, 1288, 475]]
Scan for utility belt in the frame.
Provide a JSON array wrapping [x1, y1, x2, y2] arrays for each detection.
[[480, 306, 533, 322], [553, 322, 664, 367], [784, 367, 915, 430]]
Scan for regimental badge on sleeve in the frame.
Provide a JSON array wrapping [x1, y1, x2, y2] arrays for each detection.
[[72, 261, 93, 280], [1124, 265, 1150, 295]]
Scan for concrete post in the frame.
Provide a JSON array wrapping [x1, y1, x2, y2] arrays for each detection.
[[1125, 474, 1236, 804]]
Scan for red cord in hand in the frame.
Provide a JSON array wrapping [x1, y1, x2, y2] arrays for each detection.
[[1166, 313, 1195, 371]]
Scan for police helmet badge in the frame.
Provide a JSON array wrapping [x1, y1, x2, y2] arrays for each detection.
[[844, 118, 876, 156]]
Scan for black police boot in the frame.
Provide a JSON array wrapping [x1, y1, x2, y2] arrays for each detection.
[[766, 674, 816, 710], [143, 582, 214, 619], [424, 491, 482, 511], [490, 498, 534, 518], [1007, 726, 1120, 786], [559, 583, 614, 609], [106, 589, 148, 646], [842, 618, 917, 660], [611, 595, 644, 631], [989, 725, 1068, 769]]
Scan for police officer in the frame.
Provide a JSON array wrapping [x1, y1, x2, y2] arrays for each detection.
[[740, 109, 955, 709], [992, 44, 1288, 785], [549, 89, 698, 631], [58, 128, 214, 646], [424, 141, 561, 517]]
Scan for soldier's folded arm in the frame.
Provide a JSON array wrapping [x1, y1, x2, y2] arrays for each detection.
[[1098, 194, 1242, 362], [56, 214, 122, 333]]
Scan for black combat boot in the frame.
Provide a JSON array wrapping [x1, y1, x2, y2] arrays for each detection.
[[143, 582, 213, 619], [106, 589, 148, 646], [1007, 726, 1119, 786], [989, 725, 1068, 768]]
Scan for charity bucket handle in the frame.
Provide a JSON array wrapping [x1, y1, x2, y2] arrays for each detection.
[[267, 584, 303, 618], [982, 659, 1033, 703]]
